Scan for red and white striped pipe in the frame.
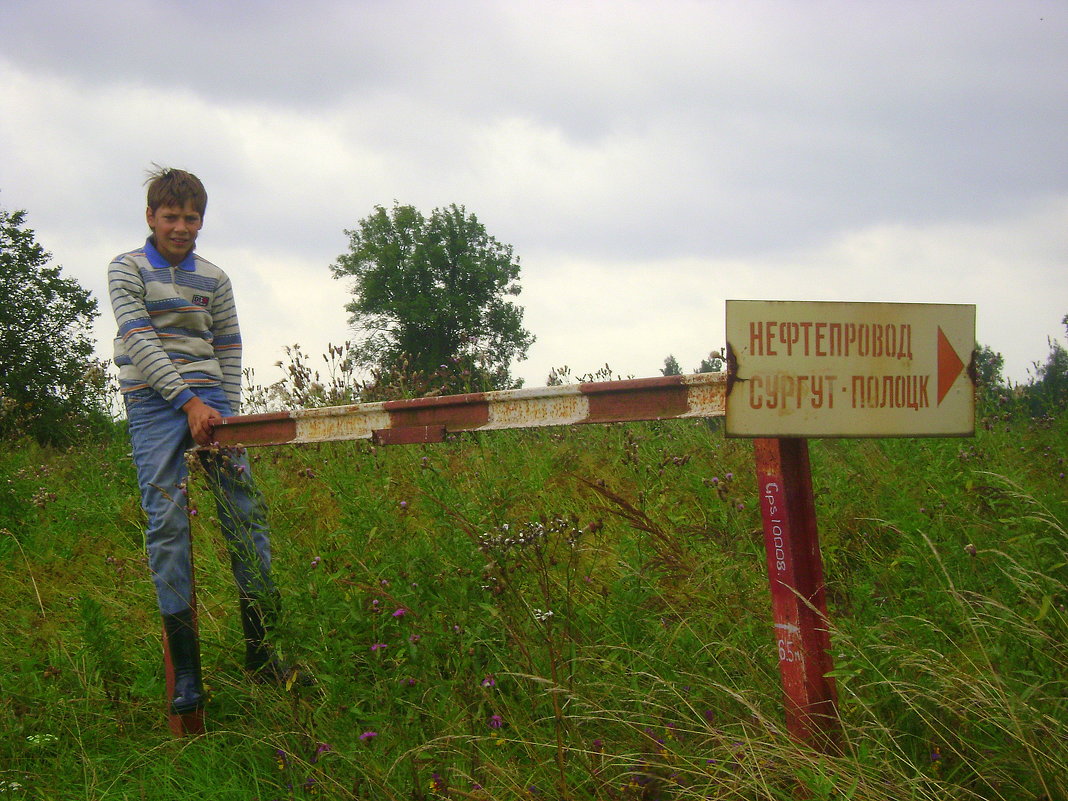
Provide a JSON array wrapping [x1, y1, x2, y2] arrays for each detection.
[[211, 372, 726, 448]]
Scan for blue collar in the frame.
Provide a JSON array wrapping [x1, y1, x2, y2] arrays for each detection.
[[145, 237, 196, 272]]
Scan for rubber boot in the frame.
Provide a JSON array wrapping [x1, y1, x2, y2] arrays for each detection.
[[239, 595, 312, 686], [162, 609, 205, 714]]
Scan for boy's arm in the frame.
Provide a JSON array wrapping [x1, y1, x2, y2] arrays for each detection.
[[210, 273, 243, 414]]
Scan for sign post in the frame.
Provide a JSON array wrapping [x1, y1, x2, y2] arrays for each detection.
[[727, 300, 975, 750], [753, 437, 839, 750]]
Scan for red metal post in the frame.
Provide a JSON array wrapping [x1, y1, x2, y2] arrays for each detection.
[[753, 438, 840, 750]]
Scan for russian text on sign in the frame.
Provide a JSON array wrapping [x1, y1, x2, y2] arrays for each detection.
[[726, 300, 974, 437]]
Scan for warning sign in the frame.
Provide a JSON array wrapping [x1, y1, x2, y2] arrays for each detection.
[[725, 300, 975, 437]]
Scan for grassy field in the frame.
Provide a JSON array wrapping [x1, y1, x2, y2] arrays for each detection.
[[1, 401, 1066, 799]]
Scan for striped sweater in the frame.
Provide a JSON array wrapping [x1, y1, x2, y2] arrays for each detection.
[[109, 238, 242, 413]]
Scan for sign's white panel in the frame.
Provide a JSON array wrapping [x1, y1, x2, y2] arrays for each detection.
[[726, 300, 975, 437]]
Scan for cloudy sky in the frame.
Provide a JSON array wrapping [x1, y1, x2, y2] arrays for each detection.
[[2, 0, 1065, 394]]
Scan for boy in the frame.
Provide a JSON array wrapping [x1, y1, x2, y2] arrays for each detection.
[[109, 166, 301, 715]]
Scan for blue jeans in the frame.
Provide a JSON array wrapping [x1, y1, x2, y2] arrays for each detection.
[[125, 385, 274, 615]]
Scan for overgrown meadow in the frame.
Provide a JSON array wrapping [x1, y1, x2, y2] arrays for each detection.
[[1, 398, 1066, 799]]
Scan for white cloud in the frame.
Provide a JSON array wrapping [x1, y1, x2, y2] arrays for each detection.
[[513, 196, 1068, 385], [1, 1, 1066, 398]]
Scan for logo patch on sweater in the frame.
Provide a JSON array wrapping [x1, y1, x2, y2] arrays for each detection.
[[192, 294, 209, 307]]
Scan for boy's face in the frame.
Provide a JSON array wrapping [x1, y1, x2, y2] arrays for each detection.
[[146, 200, 203, 265]]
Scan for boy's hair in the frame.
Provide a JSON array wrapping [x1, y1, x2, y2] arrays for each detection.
[[144, 165, 208, 216]]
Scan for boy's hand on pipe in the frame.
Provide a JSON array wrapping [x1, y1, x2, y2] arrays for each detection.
[[182, 396, 224, 446]]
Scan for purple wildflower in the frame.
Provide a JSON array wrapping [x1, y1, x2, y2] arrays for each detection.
[[359, 731, 378, 741], [371, 643, 387, 651], [488, 714, 504, 729], [392, 607, 407, 618], [481, 675, 496, 688]]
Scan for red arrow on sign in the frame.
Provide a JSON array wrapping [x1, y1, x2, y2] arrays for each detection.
[[937, 326, 965, 406]]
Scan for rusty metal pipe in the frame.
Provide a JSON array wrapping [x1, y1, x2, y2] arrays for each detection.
[[210, 372, 726, 448]]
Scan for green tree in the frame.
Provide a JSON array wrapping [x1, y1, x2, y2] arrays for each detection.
[[1026, 314, 1068, 413], [331, 203, 535, 391], [973, 343, 1006, 408], [0, 207, 102, 443], [974, 343, 1005, 391], [697, 349, 724, 373], [661, 354, 682, 376]]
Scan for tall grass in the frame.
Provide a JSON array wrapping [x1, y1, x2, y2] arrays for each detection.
[[0, 405, 1065, 799]]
